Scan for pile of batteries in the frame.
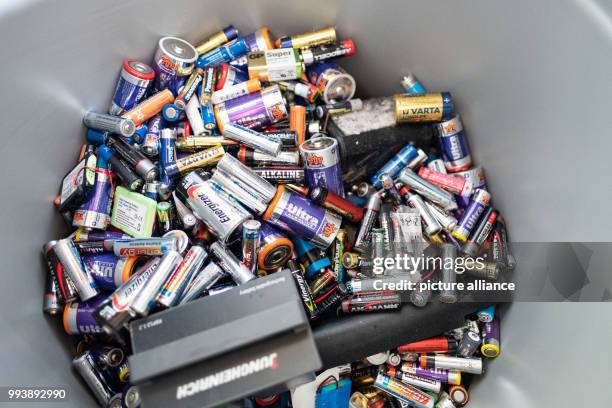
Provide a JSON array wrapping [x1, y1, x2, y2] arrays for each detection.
[[42, 24, 513, 408], [342, 305, 500, 408]]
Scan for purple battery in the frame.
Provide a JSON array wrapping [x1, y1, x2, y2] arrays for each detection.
[[436, 115, 472, 173], [263, 186, 341, 249], [452, 188, 491, 242], [74, 230, 129, 242], [152, 37, 198, 94], [401, 363, 461, 385], [82, 253, 137, 291], [214, 85, 287, 132], [109, 59, 155, 115], [63, 296, 105, 335], [481, 316, 501, 358], [72, 156, 113, 231], [299, 136, 344, 197]]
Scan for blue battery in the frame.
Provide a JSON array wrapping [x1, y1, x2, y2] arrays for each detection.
[[200, 102, 217, 131], [196, 36, 248, 68], [109, 59, 155, 115], [86, 129, 109, 146], [478, 305, 496, 323], [159, 129, 176, 185], [370, 143, 419, 188], [400, 73, 426, 95], [133, 124, 148, 144], [436, 114, 472, 173], [292, 237, 332, 280]]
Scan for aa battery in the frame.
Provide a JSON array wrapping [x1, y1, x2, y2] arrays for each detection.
[[223, 123, 282, 156], [425, 202, 457, 232], [196, 36, 248, 68], [43, 269, 61, 315], [253, 166, 305, 184], [109, 59, 155, 115], [418, 167, 473, 196], [300, 136, 344, 196], [309, 185, 363, 222], [242, 220, 261, 274], [177, 261, 225, 304], [400, 73, 426, 95], [73, 351, 114, 407], [94, 257, 161, 334], [398, 337, 458, 354], [165, 145, 225, 178], [175, 136, 237, 150], [398, 168, 457, 211], [173, 192, 198, 230], [382, 366, 441, 393], [72, 162, 113, 231], [315, 98, 363, 119], [341, 291, 402, 313], [312, 284, 346, 317], [195, 25, 239, 55], [175, 68, 204, 109], [129, 250, 182, 317], [152, 37, 197, 92], [342, 252, 372, 270], [276, 26, 336, 49], [263, 185, 342, 249], [215, 62, 247, 91], [83, 112, 135, 137], [452, 189, 491, 241], [237, 146, 300, 167], [410, 281, 432, 308], [142, 115, 162, 156], [374, 373, 435, 408], [53, 238, 98, 301], [301, 39, 356, 64], [436, 115, 472, 173], [258, 222, 294, 270], [331, 229, 346, 283], [457, 330, 481, 358], [403, 192, 442, 236], [175, 171, 252, 244], [481, 316, 501, 358], [112, 237, 177, 257], [286, 259, 317, 319], [439, 244, 458, 304], [210, 241, 256, 284], [157, 245, 208, 307], [354, 192, 382, 252], [122, 89, 175, 127], [370, 144, 418, 188], [419, 355, 483, 375], [394, 92, 453, 123], [217, 153, 278, 205], [43, 240, 78, 303], [464, 207, 499, 256], [244, 27, 274, 52], [211, 170, 268, 214], [212, 77, 261, 104], [99, 146, 143, 191], [400, 362, 461, 385], [82, 253, 136, 291], [107, 136, 158, 181]]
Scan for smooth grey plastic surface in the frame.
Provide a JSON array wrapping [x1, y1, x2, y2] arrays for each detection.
[[0, 0, 611, 406]]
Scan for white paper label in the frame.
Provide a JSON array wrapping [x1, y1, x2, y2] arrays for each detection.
[[60, 159, 85, 204], [265, 49, 299, 81]]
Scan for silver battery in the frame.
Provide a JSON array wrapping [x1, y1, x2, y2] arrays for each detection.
[[247, 149, 301, 166], [242, 220, 261, 274], [354, 193, 382, 252], [223, 123, 282, 156], [129, 250, 182, 317], [73, 351, 114, 407], [83, 111, 135, 137], [53, 238, 98, 301], [427, 158, 447, 174], [425, 202, 458, 231], [397, 372, 441, 393], [439, 243, 458, 304], [185, 95, 206, 135], [210, 170, 268, 214], [157, 245, 208, 307], [398, 168, 457, 211], [405, 192, 442, 236], [162, 230, 189, 254], [216, 153, 277, 204], [177, 261, 225, 304], [210, 242, 256, 284], [173, 191, 198, 230], [406, 148, 428, 169], [181, 173, 252, 244], [427, 355, 483, 375], [112, 237, 177, 257]]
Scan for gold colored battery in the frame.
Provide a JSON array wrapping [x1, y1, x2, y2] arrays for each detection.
[[394, 93, 451, 122], [176, 136, 238, 150], [275, 27, 336, 49], [195, 29, 234, 55], [168, 145, 225, 176]]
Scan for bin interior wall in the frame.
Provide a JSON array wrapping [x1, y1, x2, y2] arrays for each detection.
[[1, 0, 611, 406]]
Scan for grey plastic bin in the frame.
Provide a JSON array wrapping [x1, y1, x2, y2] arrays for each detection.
[[1, 0, 611, 407]]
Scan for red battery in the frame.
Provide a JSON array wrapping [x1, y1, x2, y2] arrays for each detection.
[[418, 167, 473, 196], [397, 337, 458, 353], [309, 185, 364, 223]]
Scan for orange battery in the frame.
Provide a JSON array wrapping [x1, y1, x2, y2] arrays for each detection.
[[122, 89, 174, 127], [397, 337, 457, 353], [290, 104, 306, 146], [211, 78, 261, 104]]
